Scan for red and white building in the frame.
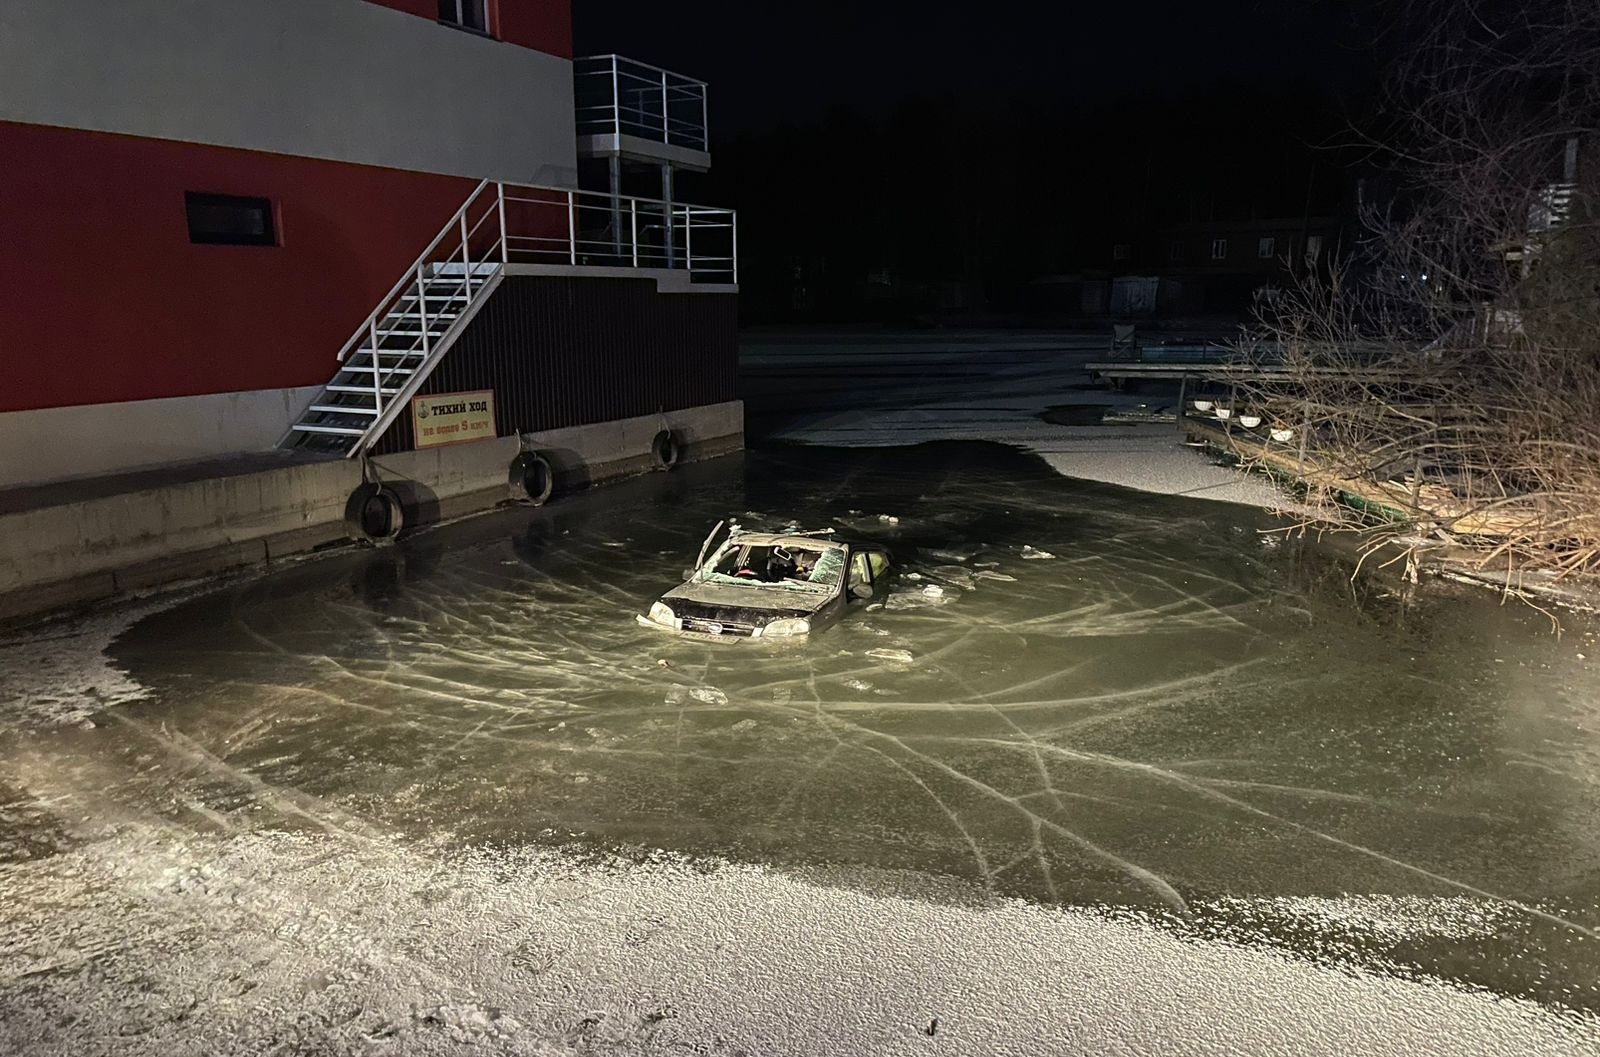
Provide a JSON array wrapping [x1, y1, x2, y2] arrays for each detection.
[[0, 0, 736, 488]]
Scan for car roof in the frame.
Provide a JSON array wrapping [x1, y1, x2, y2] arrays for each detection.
[[726, 532, 848, 551]]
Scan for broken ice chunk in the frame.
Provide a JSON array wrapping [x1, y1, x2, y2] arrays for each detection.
[[974, 570, 1018, 582], [866, 648, 915, 664], [926, 547, 979, 563], [877, 514, 900, 524], [931, 566, 975, 588], [1021, 545, 1056, 560], [689, 687, 729, 705]]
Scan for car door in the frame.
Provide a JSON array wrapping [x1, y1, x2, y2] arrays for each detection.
[[846, 547, 884, 602]]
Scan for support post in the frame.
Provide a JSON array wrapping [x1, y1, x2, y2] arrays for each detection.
[[496, 182, 508, 263], [369, 320, 381, 415], [567, 190, 577, 266], [416, 267, 430, 357], [611, 56, 621, 136], [661, 163, 675, 268], [609, 154, 623, 259], [1175, 373, 1187, 432], [699, 85, 709, 152]]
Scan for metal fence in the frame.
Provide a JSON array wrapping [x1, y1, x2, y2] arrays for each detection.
[[574, 54, 708, 153]]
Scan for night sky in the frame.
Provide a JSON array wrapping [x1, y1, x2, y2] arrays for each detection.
[[573, 1, 1385, 321], [574, 0, 1377, 136]]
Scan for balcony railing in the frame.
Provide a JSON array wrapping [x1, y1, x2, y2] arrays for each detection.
[[574, 54, 708, 154]]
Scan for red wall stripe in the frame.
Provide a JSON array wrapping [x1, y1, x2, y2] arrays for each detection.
[[496, 1, 573, 60], [363, 0, 573, 58], [0, 121, 474, 413]]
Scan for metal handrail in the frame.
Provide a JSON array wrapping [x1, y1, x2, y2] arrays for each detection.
[[336, 179, 492, 364], [573, 54, 709, 153], [330, 179, 737, 425], [576, 52, 708, 91], [307, 178, 736, 453]]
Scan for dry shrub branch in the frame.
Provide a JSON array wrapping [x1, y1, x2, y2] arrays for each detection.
[[1223, 0, 1600, 581]]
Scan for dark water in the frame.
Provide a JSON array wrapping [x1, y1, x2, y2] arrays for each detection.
[[25, 442, 1600, 1010]]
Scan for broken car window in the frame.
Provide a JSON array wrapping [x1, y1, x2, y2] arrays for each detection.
[[697, 542, 840, 592]]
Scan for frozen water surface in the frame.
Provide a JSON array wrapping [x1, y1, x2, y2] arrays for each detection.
[[6, 326, 1600, 1051], [1, 441, 1596, 1031]]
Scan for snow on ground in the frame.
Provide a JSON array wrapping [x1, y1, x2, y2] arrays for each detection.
[[3, 821, 1596, 1057], [743, 333, 1300, 511], [0, 596, 181, 728]]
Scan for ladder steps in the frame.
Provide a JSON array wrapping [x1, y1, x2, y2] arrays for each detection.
[[327, 384, 405, 394], [307, 404, 379, 416], [283, 248, 503, 454], [290, 423, 367, 436]]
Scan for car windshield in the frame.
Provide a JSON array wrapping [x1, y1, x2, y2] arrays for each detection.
[[695, 542, 843, 592]]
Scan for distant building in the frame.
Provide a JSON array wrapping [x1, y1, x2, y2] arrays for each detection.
[[1104, 216, 1341, 317]]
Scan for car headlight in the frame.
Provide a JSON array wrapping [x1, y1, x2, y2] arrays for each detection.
[[647, 601, 678, 628], [762, 617, 811, 637]]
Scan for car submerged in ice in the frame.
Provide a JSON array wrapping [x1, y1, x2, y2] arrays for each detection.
[[638, 527, 891, 640]]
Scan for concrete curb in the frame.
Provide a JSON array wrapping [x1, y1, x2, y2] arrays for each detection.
[[0, 402, 742, 626]]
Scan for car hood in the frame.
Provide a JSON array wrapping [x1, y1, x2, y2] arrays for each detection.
[[663, 581, 833, 617]]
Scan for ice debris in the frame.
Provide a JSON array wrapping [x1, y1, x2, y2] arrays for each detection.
[[867, 648, 915, 664], [664, 686, 729, 706], [931, 566, 975, 588], [1021, 545, 1056, 560]]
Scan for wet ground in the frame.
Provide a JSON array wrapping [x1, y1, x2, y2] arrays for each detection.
[[6, 439, 1600, 1013], [3, 334, 1599, 1053]]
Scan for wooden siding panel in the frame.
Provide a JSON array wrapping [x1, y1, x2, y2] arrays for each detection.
[[375, 275, 737, 453]]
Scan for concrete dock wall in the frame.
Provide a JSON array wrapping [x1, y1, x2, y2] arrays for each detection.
[[0, 401, 742, 623]]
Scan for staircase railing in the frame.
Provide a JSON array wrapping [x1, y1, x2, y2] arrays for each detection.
[[319, 179, 737, 449], [574, 54, 709, 153]]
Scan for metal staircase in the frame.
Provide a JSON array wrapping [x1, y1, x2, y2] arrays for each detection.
[[283, 181, 505, 456], [281, 178, 738, 457]]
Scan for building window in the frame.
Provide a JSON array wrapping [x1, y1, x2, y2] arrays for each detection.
[[1257, 236, 1276, 259], [185, 192, 276, 246], [1305, 235, 1324, 263], [1210, 238, 1228, 260], [437, 0, 488, 34], [1169, 240, 1184, 262], [1112, 243, 1132, 261]]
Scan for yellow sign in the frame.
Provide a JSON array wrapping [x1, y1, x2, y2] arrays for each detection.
[[411, 389, 496, 449]]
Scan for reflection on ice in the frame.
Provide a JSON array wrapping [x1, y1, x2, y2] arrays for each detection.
[[64, 441, 1600, 1012]]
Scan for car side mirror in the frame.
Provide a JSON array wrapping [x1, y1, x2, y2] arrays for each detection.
[[683, 568, 698, 580], [849, 582, 873, 601]]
